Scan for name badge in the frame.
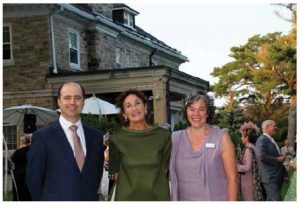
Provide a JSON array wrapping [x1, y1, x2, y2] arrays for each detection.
[[206, 143, 215, 148]]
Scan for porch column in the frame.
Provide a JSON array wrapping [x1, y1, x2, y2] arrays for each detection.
[[152, 78, 168, 124]]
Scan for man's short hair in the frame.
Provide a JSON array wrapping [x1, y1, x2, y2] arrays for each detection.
[[261, 120, 275, 131], [57, 82, 86, 99]]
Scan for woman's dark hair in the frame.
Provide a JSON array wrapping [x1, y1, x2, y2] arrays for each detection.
[[241, 128, 258, 144], [115, 89, 149, 125], [183, 93, 215, 124]]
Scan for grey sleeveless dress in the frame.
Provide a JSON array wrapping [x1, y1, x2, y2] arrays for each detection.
[[169, 126, 228, 201]]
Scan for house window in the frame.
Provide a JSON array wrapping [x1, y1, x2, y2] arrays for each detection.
[[69, 30, 80, 69], [3, 24, 13, 64], [3, 125, 17, 150], [124, 11, 134, 28]]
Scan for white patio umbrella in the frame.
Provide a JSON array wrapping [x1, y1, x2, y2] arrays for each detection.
[[3, 104, 59, 196], [81, 95, 120, 117], [3, 104, 59, 127]]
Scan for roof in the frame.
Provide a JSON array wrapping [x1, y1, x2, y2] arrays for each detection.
[[112, 3, 139, 15], [67, 3, 187, 62]]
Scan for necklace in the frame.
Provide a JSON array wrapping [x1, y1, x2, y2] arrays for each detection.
[[187, 125, 210, 149]]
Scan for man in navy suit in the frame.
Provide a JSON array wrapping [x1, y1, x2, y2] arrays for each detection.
[[256, 120, 286, 201], [26, 82, 104, 201]]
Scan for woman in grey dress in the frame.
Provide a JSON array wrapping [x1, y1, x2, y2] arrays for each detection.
[[169, 94, 238, 201]]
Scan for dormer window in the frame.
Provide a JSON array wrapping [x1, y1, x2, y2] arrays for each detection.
[[124, 11, 134, 28], [112, 4, 139, 29]]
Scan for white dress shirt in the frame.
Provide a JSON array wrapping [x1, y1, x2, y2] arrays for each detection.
[[59, 115, 87, 156]]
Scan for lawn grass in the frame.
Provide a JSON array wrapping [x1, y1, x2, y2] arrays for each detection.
[[2, 179, 292, 201]]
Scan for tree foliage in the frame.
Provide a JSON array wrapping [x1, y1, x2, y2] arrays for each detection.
[[210, 4, 296, 145], [213, 104, 245, 148], [81, 114, 121, 134], [211, 31, 295, 111]]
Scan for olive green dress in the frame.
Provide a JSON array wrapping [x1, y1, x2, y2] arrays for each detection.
[[284, 157, 297, 201], [109, 125, 171, 201]]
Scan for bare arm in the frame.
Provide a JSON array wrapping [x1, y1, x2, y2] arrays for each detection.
[[221, 132, 238, 201]]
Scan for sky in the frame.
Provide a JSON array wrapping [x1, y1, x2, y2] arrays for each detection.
[[127, 2, 294, 105]]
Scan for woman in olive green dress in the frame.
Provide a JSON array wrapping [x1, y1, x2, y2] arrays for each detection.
[[109, 89, 171, 201], [284, 156, 297, 201]]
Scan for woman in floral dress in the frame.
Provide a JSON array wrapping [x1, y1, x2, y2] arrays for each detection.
[[237, 122, 264, 201]]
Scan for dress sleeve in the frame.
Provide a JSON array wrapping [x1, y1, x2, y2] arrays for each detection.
[[109, 136, 120, 174], [162, 131, 171, 170], [237, 148, 252, 173]]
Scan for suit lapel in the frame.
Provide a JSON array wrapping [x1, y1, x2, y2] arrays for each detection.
[[263, 134, 280, 156], [54, 121, 82, 172], [81, 123, 92, 173]]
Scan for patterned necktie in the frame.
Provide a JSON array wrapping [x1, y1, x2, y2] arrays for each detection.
[[70, 125, 85, 171]]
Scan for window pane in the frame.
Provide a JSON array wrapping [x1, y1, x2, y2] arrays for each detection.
[[3, 44, 11, 60], [129, 15, 134, 27], [69, 32, 77, 48], [3, 27, 10, 42], [3, 125, 17, 150], [70, 48, 78, 64]]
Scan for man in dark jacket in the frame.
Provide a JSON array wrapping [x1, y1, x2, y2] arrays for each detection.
[[256, 120, 286, 201], [11, 135, 32, 201], [26, 82, 104, 201]]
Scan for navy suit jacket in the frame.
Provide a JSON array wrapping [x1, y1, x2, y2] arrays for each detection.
[[255, 134, 285, 185], [26, 120, 104, 201]]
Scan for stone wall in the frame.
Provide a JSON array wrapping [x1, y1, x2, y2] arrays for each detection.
[[54, 15, 89, 71], [3, 15, 51, 91], [90, 4, 113, 18], [96, 32, 116, 69], [3, 96, 54, 108]]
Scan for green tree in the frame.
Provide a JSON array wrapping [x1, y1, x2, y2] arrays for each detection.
[[173, 121, 189, 131], [81, 114, 121, 134], [211, 32, 291, 118], [271, 3, 297, 145], [213, 104, 245, 149], [210, 4, 296, 146]]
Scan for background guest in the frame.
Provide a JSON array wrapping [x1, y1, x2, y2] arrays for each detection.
[[284, 157, 297, 201], [11, 135, 32, 201], [255, 120, 286, 201], [237, 121, 263, 201]]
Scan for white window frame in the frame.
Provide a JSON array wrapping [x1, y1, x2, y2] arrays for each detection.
[[3, 124, 17, 150], [3, 24, 14, 66], [124, 11, 134, 28], [68, 29, 80, 69]]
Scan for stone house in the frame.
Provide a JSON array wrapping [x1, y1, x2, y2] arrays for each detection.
[[3, 3, 209, 150]]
